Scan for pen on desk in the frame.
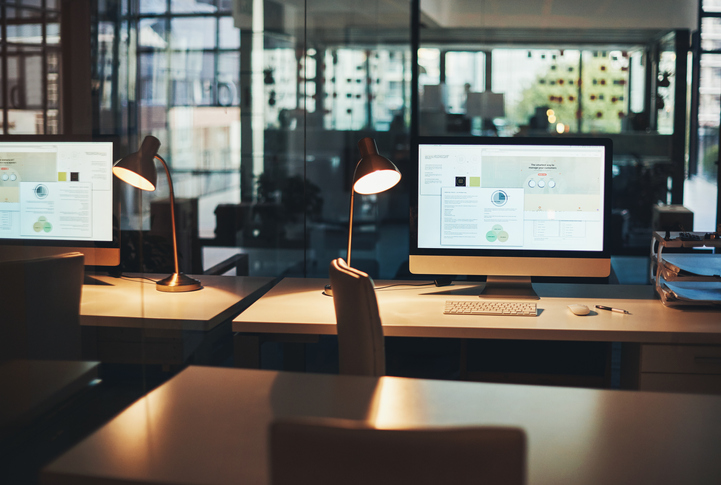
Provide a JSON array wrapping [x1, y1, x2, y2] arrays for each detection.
[[595, 305, 631, 314]]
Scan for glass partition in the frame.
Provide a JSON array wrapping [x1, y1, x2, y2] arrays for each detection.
[[94, 0, 413, 280], [417, 3, 691, 253]]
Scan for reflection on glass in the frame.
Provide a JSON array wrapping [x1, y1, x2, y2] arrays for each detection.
[[139, 18, 167, 48], [703, 0, 721, 13], [171, 17, 217, 50], [218, 16, 240, 49], [8, 109, 43, 134], [171, 0, 217, 13], [168, 106, 241, 170], [170, 51, 215, 106], [139, 0, 167, 15], [656, 49, 676, 135], [696, 54, 721, 182], [446, 52, 485, 113], [46, 22, 60, 44], [140, 52, 169, 105], [701, 17, 721, 51], [581, 50, 629, 133], [20, 6, 42, 19], [8, 21, 44, 44], [218, 52, 240, 106]]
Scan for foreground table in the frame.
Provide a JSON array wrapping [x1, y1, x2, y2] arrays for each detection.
[[233, 278, 721, 393], [42, 366, 721, 485], [81, 274, 275, 364]]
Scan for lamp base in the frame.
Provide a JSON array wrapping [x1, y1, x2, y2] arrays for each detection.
[[156, 273, 202, 292]]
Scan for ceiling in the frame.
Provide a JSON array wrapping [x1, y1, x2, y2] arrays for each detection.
[[235, 0, 696, 47]]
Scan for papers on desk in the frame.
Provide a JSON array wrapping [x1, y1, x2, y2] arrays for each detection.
[[661, 254, 721, 279], [659, 279, 721, 305], [655, 254, 721, 306]]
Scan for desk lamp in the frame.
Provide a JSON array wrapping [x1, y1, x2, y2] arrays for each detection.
[[113, 135, 202, 292], [324, 137, 401, 296]]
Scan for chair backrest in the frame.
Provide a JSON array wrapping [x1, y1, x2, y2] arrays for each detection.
[[328, 258, 385, 376], [270, 417, 526, 485], [0, 252, 85, 362]]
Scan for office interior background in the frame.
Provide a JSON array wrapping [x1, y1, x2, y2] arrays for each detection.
[[2, 0, 718, 281], [2, 0, 721, 482]]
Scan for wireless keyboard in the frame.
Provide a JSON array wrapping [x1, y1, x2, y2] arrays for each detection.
[[444, 300, 537, 316]]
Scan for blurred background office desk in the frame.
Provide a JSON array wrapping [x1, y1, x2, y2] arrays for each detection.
[[41, 366, 721, 485], [233, 278, 721, 394], [80, 274, 275, 367]]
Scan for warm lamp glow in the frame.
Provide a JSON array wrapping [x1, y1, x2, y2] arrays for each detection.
[[112, 166, 156, 191], [324, 137, 401, 296], [347, 138, 401, 268], [113, 135, 201, 292], [354, 169, 401, 195]]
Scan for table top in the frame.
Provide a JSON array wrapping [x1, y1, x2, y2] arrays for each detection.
[[233, 278, 721, 344], [41, 366, 721, 485], [81, 274, 275, 331]]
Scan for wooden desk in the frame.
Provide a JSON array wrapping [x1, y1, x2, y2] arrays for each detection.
[[81, 275, 274, 365], [41, 366, 721, 485], [233, 278, 721, 393]]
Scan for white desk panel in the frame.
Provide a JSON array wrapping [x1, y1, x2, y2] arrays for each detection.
[[233, 278, 721, 344], [42, 366, 721, 485]]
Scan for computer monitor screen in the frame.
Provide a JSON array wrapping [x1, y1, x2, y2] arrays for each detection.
[[0, 138, 120, 266], [409, 136, 612, 298]]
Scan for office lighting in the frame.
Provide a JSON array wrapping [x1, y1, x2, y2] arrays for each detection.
[[324, 137, 401, 296], [113, 136, 202, 292]]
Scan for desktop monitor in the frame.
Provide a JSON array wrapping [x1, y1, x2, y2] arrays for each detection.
[[409, 136, 612, 299], [0, 136, 120, 266]]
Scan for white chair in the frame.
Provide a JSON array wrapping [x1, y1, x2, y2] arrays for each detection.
[[0, 252, 85, 362], [328, 258, 385, 376], [270, 417, 526, 485]]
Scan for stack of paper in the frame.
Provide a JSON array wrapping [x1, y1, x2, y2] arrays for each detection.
[[656, 254, 721, 306]]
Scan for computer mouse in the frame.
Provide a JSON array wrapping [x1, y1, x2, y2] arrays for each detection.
[[568, 304, 591, 316]]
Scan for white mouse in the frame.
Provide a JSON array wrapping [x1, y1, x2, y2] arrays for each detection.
[[568, 304, 590, 316]]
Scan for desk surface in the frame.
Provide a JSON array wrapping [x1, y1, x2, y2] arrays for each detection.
[[233, 278, 721, 344], [42, 366, 721, 485], [82, 275, 275, 331]]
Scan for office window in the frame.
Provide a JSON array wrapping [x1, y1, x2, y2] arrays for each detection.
[[445, 51, 485, 114], [321, 48, 408, 131], [685, 0, 721, 230], [0, 1, 61, 134]]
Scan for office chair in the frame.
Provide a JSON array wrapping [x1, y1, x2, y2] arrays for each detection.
[[270, 417, 526, 485], [0, 252, 85, 362], [328, 258, 385, 376]]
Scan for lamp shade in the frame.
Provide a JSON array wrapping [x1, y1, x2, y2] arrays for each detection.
[[323, 137, 401, 296], [112, 136, 160, 191], [352, 138, 401, 195], [112, 135, 201, 292]]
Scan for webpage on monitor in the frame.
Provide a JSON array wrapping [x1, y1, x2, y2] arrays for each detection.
[[0, 141, 114, 242], [417, 142, 606, 252]]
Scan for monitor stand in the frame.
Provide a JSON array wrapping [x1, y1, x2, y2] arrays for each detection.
[[479, 276, 539, 300]]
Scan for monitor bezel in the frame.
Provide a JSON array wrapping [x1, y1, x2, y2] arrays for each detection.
[[0, 134, 121, 266], [409, 136, 613, 276]]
